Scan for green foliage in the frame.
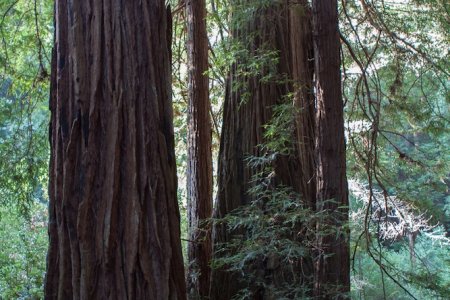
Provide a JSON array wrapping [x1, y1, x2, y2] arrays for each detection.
[[0, 0, 52, 213], [0, 204, 47, 299], [213, 149, 351, 299], [341, 0, 450, 237], [351, 234, 450, 300], [0, 1, 51, 297], [349, 182, 450, 300], [262, 100, 295, 155], [212, 155, 317, 299]]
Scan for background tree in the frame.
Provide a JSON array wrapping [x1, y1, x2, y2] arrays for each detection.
[[210, 0, 350, 297], [210, 1, 314, 298], [185, 0, 213, 298], [45, 1, 186, 298]]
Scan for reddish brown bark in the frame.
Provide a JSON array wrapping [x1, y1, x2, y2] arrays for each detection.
[[289, 1, 316, 208], [210, 3, 304, 299], [312, 0, 350, 297], [185, 0, 213, 298], [45, 2, 186, 299], [211, 1, 350, 298]]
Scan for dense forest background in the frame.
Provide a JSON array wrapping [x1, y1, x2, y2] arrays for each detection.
[[0, 0, 449, 299]]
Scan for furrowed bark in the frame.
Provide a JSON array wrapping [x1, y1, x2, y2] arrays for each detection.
[[210, 1, 350, 298], [210, 3, 303, 298], [312, 0, 350, 297], [186, 0, 213, 298], [45, 2, 186, 299], [289, 1, 316, 209]]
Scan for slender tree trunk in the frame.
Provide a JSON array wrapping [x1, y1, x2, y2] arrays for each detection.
[[312, 0, 350, 297], [186, 0, 213, 298], [45, 2, 186, 299]]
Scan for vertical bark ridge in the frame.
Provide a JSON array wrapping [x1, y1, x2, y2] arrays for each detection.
[[289, 1, 316, 209], [45, 1, 186, 299]]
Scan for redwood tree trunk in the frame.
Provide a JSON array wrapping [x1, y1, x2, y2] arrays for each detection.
[[312, 0, 350, 297], [211, 1, 350, 298], [210, 3, 303, 299], [186, 0, 213, 298], [45, 2, 186, 299]]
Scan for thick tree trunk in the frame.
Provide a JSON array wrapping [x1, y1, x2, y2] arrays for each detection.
[[210, 3, 303, 299], [45, 2, 186, 299], [185, 0, 213, 298], [312, 0, 350, 297]]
